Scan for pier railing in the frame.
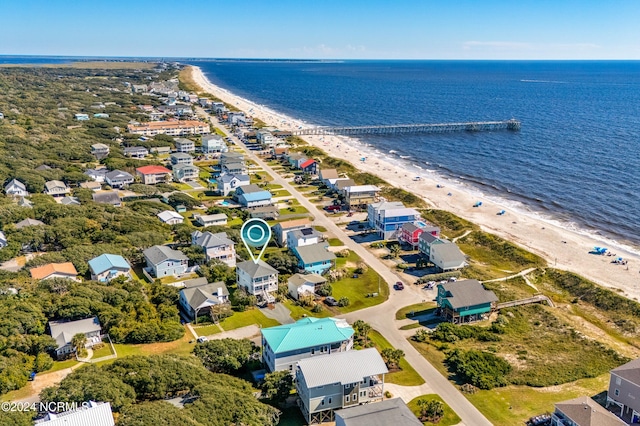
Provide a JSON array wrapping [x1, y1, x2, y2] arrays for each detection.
[[293, 119, 520, 136]]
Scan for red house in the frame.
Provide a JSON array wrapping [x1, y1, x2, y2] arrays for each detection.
[[136, 165, 172, 185], [300, 159, 318, 175], [400, 222, 440, 248]]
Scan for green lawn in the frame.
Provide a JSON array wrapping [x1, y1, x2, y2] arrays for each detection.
[[328, 238, 343, 246], [407, 394, 461, 426], [219, 309, 280, 331], [272, 190, 292, 197], [368, 330, 424, 386], [47, 358, 80, 373], [332, 269, 389, 313], [400, 323, 423, 330], [314, 226, 327, 233], [192, 324, 222, 336], [91, 344, 114, 359], [279, 205, 309, 215], [283, 299, 332, 320], [396, 302, 437, 320]]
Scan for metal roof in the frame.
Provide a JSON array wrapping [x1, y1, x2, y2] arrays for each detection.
[[335, 398, 423, 426], [297, 348, 388, 388], [438, 279, 498, 309], [262, 317, 353, 354], [345, 185, 380, 193], [236, 259, 277, 278], [157, 210, 184, 222], [288, 273, 327, 287], [143, 245, 188, 265], [35, 401, 114, 426], [88, 254, 130, 275], [294, 243, 336, 265]]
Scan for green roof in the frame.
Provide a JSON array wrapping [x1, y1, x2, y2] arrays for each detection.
[[261, 317, 354, 354]]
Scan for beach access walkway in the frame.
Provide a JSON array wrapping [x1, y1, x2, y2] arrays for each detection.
[[200, 108, 491, 426]]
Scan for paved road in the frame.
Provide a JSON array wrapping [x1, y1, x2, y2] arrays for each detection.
[[203, 112, 492, 426]]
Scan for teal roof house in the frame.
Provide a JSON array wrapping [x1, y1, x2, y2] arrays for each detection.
[[261, 317, 354, 373], [436, 279, 498, 323], [88, 254, 132, 282]]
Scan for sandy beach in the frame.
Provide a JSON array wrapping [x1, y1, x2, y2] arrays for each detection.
[[190, 65, 640, 300]]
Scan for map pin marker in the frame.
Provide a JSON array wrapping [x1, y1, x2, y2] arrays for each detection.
[[240, 218, 272, 264]]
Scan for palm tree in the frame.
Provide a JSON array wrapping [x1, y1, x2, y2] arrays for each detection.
[[71, 333, 87, 358]]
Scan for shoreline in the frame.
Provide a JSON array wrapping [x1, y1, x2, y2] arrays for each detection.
[[189, 65, 640, 300]]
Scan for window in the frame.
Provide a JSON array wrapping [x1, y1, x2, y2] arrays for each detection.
[[616, 377, 622, 385], [328, 397, 332, 404], [353, 394, 357, 402], [321, 399, 325, 406], [615, 389, 620, 396], [345, 395, 350, 403]]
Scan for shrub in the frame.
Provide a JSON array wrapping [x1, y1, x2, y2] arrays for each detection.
[[337, 297, 350, 307], [311, 304, 323, 313], [316, 284, 332, 297], [445, 349, 512, 390]]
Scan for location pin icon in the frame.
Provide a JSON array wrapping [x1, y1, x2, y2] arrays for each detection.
[[240, 218, 272, 264]]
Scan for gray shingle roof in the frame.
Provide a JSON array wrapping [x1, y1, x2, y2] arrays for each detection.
[[611, 357, 640, 386], [92, 191, 121, 205], [15, 218, 45, 229], [180, 281, 229, 311], [143, 245, 188, 265], [49, 317, 101, 350], [288, 273, 326, 287], [419, 232, 440, 244], [236, 259, 277, 278], [555, 396, 626, 426], [294, 243, 336, 265], [335, 398, 423, 426], [431, 242, 466, 263], [237, 184, 263, 194], [439, 279, 498, 309], [192, 231, 235, 249], [297, 348, 388, 388]]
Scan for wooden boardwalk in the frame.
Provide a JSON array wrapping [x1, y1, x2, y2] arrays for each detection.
[[496, 294, 555, 310], [293, 119, 521, 136]]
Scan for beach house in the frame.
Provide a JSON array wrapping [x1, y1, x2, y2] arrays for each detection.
[[75, 113, 89, 121], [287, 227, 321, 249], [127, 120, 210, 137], [400, 222, 439, 248], [256, 129, 276, 146], [553, 396, 625, 426], [344, 185, 380, 211], [172, 163, 200, 182], [272, 218, 311, 247], [48, 317, 102, 359], [30, 262, 79, 281], [174, 138, 196, 153], [235, 184, 272, 208], [194, 213, 228, 227], [178, 279, 229, 322], [430, 241, 466, 271], [191, 230, 236, 267], [143, 245, 189, 278], [236, 260, 278, 303], [85, 168, 108, 183], [335, 179, 356, 194], [105, 170, 134, 188], [88, 254, 132, 282], [91, 143, 110, 159], [123, 146, 149, 158], [436, 280, 498, 323], [367, 201, 421, 240], [295, 348, 388, 424], [301, 159, 318, 175], [92, 191, 122, 207], [157, 210, 184, 225], [607, 357, 640, 423], [261, 317, 354, 373], [291, 243, 336, 275], [216, 174, 250, 196], [222, 160, 248, 176], [418, 233, 444, 257], [287, 273, 327, 300], [36, 401, 114, 426], [136, 165, 172, 185], [335, 398, 423, 426], [170, 152, 194, 165], [4, 179, 28, 197], [44, 180, 70, 197], [201, 134, 228, 153]]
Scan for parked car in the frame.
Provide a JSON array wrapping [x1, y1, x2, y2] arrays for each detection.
[[347, 212, 353, 217], [196, 336, 208, 343], [324, 296, 338, 306], [394, 281, 404, 290], [326, 205, 341, 212]]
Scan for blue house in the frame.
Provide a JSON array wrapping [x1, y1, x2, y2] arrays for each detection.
[[235, 184, 272, 208], [367, 201, 421, 240], [436, 279, 498, 323], [143, 245, 188, 278], [291, 243, 336, 275], [88, 254, 132, 282]]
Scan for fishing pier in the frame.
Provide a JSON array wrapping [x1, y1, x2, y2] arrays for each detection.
[[292, 119, 521, 136]]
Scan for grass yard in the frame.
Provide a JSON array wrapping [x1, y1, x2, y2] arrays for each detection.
[[279, 205, 309, 215], [400, 323, 423, 330], [407, 394, 461, 426], [284, 300, 332, 320], [314, 226, 327, 233], [94, 330, 196, 367], [219, 309, 280, 331], [192, 324, 222, 336], [91, 343, 114, 359], [47, 358, 80, 373], [331, 254, 389, 313], [327, 238, 343, 246], [368, 330, 424, 386], [396, 302, 437, 320]]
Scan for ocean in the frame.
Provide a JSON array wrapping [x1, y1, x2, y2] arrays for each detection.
[[192, 60, 640, 249]]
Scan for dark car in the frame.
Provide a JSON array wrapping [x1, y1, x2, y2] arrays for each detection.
[[394, 282, 404, 290], [326, 205, 341, 212], [324, 296, 338, 306]]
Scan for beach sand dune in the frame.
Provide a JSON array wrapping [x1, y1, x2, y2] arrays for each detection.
[[190, 66, 640, 301]]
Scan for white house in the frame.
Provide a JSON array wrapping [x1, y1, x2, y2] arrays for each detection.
[[287, 273, 327, 301], [430, 241, 466, 272], [216, 174, 250, 196], [36, 401, 114, 426], [44, 180, 70, 197], [191, 231, 236, 267], [91, 143, 110, 158], [172, 164, 200, 182], [157, 210, 184, 225], [202, 134, 228, 153], [0, 231, 7, 249], [174, 138, 196, 153], [170, 152, 193, 165], [4, 179, 28, 197], [194, 213, 228, 227], [236, 260, 278, 303], [286, 227, 321, 249], [48, 317, 102, 359], [105, 170, 134, 188], [85, 168, 108, 183]]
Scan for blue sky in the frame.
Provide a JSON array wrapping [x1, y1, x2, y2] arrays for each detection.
[[3, 0, 640, 59]]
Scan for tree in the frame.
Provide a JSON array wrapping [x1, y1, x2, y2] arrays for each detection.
[[380, 348, 404, 369], [316, 283, 332, 297], [337, 297, 350, 307], [389, 244, 401, 258], [353, 320, 371, 347], [182, 245, 206, 265], [417, 399, 444, 423], [193, 338, 258, 374], [261, 370, 294, 403], [445, 349, 512, 390], [266, 251, 299, 275], [167, 193, 200, 210], [71, 333, 87, 358], [117, 401, 197, 426]]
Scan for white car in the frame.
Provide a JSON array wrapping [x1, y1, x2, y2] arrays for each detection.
[[196, 336, 208, 343]]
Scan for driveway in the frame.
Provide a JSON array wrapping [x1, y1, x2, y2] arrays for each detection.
[[260, 303, 294, 324], [187, 181, 205, 190], [199, 111, 492, 426]]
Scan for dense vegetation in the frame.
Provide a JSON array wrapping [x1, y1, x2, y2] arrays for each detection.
[[34, 354, 280, 426]]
